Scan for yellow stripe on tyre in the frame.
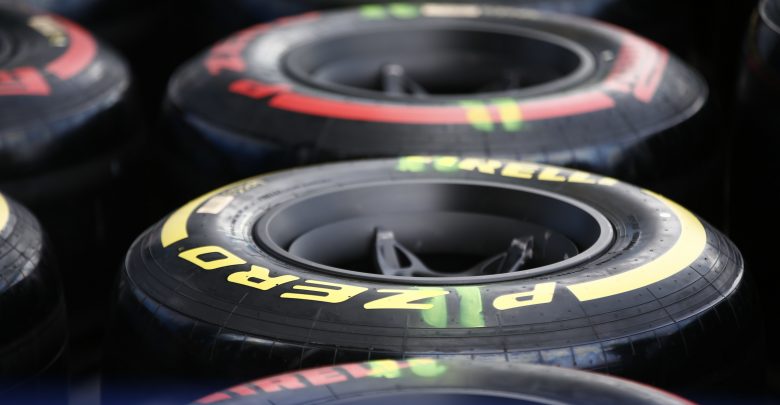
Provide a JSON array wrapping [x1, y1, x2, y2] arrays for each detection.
[[0, 193, 8, 233], [567, 190, 707, 301]]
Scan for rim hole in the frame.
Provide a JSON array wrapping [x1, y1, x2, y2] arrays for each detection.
[[284, 27, 587, 99], [259, 183, 611, 280]]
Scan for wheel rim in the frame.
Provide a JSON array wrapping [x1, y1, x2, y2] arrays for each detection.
[[282, 22, 596, 101], [255, 180, 614, 284]]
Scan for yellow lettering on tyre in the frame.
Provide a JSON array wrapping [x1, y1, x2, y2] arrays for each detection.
[[500, 162, 540, 179], [432, 156, 460, 172], [395, 156, 618, 187], [227, 265, 299, 291], [179, 245, 246, 270], [457, 158, 503, 174], [281, 280, 368, 303], [537, 168, 566, 182], [363, 289, 450, 310], [396, 156, 433, 172], [567, 171, 598, 184], [493, 282, 557, 310]]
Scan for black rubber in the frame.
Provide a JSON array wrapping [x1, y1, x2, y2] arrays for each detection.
[[19, 0, 165, 46], [0, 192, 68, 400], [0, 2, 135, 178], [18, 0, 186, 122], [106, 158, 757, 400], [0, 2, 145, 377], [731, 0, 780, 383], [732, 0, 780, 259], [17, 0, 172, 73], [164, 4, 723, 225], [192, 359, 693, 405]]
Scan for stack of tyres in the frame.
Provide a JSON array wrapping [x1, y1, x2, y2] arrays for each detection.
[[162, 4, 726, 226], [105, 158, 759, 403], [0, 193, 68, 403], [0, 2, 145, 376], [732, 0, 780, 389], [192, 359, 694, 405]]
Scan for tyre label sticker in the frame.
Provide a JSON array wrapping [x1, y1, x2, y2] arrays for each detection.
[[161, 179, 263, 247], [195, 195, 234, 215], [196, 359, 446, 404]]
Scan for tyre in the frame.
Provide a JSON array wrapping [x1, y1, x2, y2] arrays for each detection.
[[731, 0, 780, 381], [192, 359, 692, 405], [19, 0, 165, 46], [17, 0, 179, 116], [164, 4, 723, 224], [106, 157, 756, 396], [0, 192, 68, 402], [0, 2, 144, 375]]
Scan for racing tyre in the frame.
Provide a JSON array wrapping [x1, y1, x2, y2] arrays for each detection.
[[164, 4, 723, 224], [191, 359, 693, 405], [731, 0, 780, 382], [0, 2, 145, 375], [18, 0, 167, 48], [106, 158, 757, 397], [733, 0, 780, 240], [0, 192, 68, 402]]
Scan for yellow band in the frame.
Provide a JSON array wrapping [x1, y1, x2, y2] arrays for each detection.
[[567, 190, 707, 301], [0, 193, 8, 233]]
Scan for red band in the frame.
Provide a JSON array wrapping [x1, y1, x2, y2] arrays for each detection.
[[45, 16, 97, 80], [0, 67, 51, 96], [228, 78, 617, 125], [215, 13, 671, 126]]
